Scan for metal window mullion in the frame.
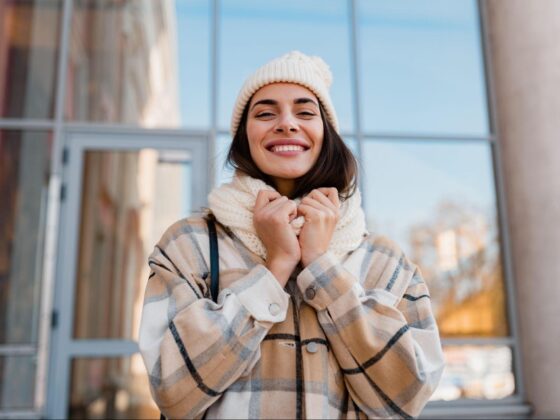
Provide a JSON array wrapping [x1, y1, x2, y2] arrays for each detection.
[[67, 340, 138, 357], [0, 346, 37, 356], [39, 0, 74, 416], [63, 121, 209, 138], [427, 394, 525, 408], [349, 0, 366, 204], [478, 0, 526, 400], [361, 132, 496, 143], [0, 410, 41, 419], [428, 395, 530, 408], [0, 119, 56, 129], [422, 400, 531, 418], [208, 0, 220, 191], [441, 336, 515, 346]]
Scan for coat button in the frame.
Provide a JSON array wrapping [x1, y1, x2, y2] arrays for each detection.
[[306, 342, 318, 354], [305, 286, 316, 300], [268, 303, 280, 316]]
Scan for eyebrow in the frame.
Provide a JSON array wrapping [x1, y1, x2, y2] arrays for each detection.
[[250, 97, 319, 110]]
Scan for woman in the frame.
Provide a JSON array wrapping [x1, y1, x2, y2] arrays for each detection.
[[139, 51, 444, 419]]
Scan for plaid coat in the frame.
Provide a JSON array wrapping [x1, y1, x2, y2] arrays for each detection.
[[139, 216, 444, 419]]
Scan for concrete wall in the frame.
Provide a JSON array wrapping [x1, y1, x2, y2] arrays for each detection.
[[483, 1, 560, 417]]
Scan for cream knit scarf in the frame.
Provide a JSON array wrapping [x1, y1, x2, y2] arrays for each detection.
[[208, 173, 368, 260]]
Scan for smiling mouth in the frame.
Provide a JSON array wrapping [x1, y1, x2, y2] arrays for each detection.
[[269, 145, 307, 153]]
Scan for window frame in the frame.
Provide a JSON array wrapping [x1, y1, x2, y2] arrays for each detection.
[[0, 0, 529, 418]]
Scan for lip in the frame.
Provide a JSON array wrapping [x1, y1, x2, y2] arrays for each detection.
[[264, 138, 310, 152]]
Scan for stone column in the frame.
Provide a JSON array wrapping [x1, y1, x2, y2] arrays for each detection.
[[483, 1, 560, 417]]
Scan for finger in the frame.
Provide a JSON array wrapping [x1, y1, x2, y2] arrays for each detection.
[[301, 194, 338, 215], [297, 203, 323, 221], [277, 198, 298, 217], [305, 190, 338, 211], [255, 197, 290, 229], [288, 211, 298, 222], [268, 200, 298, 229], [315, 187, 340, 208], [298, 203, 336, 225], [300, 199, 337, 222], [301, 196, 330, 212], [263, 195, 290, 214], [255, 190, 282, 210], [262, 198, 297, 224]]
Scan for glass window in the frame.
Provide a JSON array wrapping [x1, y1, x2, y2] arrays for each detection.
[[363, 139, 507, 337], [0, 0, 62, 119], [69, 354, 158, 419], [176, 0, 211, 128], [219, 0, 354, 133], [432, 346, 515, 401], [357, 0, 488, 135], [73, 149, 193, 340], [0, 355, 36, 410], [66, 0, 210, 128], [215, 135, 235, 187], [0, 130, 52, 345], [344, 136, 359, 157]]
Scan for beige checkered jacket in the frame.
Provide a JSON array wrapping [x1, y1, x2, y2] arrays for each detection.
[[139, 216, 444, 419]]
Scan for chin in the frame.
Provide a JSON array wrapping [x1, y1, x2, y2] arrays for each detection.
[[268, 169, 309, 180]]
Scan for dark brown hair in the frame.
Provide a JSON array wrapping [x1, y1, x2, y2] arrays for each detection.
[[226, 101, 358, 200]]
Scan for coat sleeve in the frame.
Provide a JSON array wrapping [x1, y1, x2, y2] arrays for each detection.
[[296, 238, 445, 419], [138, 226, 290, 419]]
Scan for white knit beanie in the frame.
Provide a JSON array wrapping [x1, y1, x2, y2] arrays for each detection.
[[230, 51, 339, 137]]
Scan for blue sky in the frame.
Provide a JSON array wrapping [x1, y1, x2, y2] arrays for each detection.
[[174, 0, 487, 134]]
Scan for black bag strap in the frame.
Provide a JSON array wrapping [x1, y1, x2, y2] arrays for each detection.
[[206, 214, 220, 303], [160, 215, 220, 420]]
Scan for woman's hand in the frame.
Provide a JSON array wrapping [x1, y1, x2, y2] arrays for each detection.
[[297, 188, 340, 267], [254, 190, 301, 287]]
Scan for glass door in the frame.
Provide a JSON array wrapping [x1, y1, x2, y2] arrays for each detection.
[[47, 131, 207, 419]]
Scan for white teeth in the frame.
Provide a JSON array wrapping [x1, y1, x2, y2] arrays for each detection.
[[271, 145, 305, 152]]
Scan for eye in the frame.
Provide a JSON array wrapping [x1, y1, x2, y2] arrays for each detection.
[[298, 111, 316, 117], [255, 111, 275, 118]]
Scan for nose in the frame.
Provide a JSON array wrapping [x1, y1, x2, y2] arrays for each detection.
[[274, 114, 298, 133]]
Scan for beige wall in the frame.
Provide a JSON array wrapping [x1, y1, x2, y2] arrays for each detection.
[[483, 1, 560, 417]]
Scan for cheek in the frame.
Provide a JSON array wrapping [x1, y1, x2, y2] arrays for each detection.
[[245, 125, 259, 153], [247, 139, 262, 165], [312, 126, 325, 156], [246, 122, 267, 149], [246, 127, 268, 169]]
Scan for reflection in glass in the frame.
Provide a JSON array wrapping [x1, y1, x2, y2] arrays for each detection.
[[363, 139, 508, 337], [66, 0, 210, 128], [0, 0, 61, 118], [69, 354, 158, 419], [0, 131, 51, 345], [175, 0, 211, 128], [219, 0, 354, 132], [357, 0, 488, 135], [0, 356, 36, 410], [73, 149, 192, 340], [431, 346, 515, 401], [344, 136, 359, 157], [214, 135, 235, 187]]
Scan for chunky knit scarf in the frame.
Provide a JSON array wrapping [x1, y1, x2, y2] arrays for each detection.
[[208, 173, 368, 260]]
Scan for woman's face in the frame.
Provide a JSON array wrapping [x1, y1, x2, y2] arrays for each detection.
[[246, 83, 324, 194]]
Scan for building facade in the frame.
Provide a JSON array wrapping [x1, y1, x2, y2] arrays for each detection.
[[0, 0, 558, 418]]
